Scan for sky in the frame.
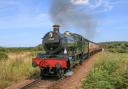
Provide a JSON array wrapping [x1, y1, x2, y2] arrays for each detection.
[[0, 0, 128, 47]]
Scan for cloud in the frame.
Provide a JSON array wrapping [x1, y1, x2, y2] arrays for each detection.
[[90, 0, 122, 12], [71, 0, 89, 5], [71, 0, 119, 13], [88, 0, 115, 12]]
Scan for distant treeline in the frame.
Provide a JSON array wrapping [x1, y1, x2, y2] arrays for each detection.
[[0, 44, 43, 53], [99, 41, 128, 53]]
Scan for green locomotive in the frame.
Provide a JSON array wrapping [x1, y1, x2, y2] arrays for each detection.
[[32, 25, 101, 78]]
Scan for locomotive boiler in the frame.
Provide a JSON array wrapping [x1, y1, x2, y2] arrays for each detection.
[[32, 25, 101, 78], [43, 25, 88, 56]]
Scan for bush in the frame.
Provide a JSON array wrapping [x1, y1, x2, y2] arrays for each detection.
[[105, 42, 128, 53], [82, 52, 128, 89], [0, 52, 8, 60], [0, 47, 8, 52]]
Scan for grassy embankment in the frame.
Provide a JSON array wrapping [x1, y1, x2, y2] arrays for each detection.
[[0, 46, 42, 89], [82, 42, 128, 89]]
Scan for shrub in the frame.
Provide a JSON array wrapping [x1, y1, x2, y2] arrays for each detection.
[[105, 42, 128, 53], [82, 52, 128, 89], [0, 52, 8, 60]]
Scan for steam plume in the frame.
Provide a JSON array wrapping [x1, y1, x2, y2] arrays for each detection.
[[50, 0, 97, 38]]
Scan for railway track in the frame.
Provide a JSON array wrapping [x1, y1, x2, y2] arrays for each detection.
[[19, 78, 41, 89], [19, 77, 58, 89]]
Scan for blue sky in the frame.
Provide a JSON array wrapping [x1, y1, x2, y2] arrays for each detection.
[[0, 0, 128, 47]]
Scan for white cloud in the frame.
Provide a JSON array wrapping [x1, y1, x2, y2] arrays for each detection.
[[71, 0, 89, 5], [89, 0, 121, 12], [88, 0, 114, 11], [71, 0, 119, 12]]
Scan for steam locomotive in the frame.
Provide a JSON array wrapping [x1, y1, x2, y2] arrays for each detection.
[[32, 25, 101, 78]]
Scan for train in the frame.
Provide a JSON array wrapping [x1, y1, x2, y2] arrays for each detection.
[[32, 25, 101, 78]]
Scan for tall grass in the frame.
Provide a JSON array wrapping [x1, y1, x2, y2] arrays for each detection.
[[0, 46, 42, 89], [82, 52, 128, 89], [0, 56, 39, 89]]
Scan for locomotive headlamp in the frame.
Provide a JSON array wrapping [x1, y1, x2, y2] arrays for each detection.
[[55, 63, 61, 69], [64, 48, 67, 54]]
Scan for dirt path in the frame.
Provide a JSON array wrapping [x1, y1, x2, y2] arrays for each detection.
[[48, 54, 97, 89], [29, 54, 97, 89]]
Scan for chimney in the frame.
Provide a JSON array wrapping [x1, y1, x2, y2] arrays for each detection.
[[53, 25, 60, 33]]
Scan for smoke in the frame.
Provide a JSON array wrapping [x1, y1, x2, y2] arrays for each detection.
[[50, 0, 97, 38]]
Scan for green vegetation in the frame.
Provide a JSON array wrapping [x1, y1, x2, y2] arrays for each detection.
[[0, 45, 42, 89], [0, 57, 39, 89], [82, 52, 128, 89], [0, 44, 43, 53], [0, 47, 8, 61], [0, 52, 8, 61], [100, 41, 128, 53]]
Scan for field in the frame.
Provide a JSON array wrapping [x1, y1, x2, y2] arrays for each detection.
[[100, 41, 128, 53], [0, 47, 41, 89], [0, 42, 128, 89], [82, 52, 128, 89]]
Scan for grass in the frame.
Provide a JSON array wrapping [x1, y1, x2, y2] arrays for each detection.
[[0, 46, 43, 89], [0, 53, 39, 89], [82, 52, 128, 89]]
